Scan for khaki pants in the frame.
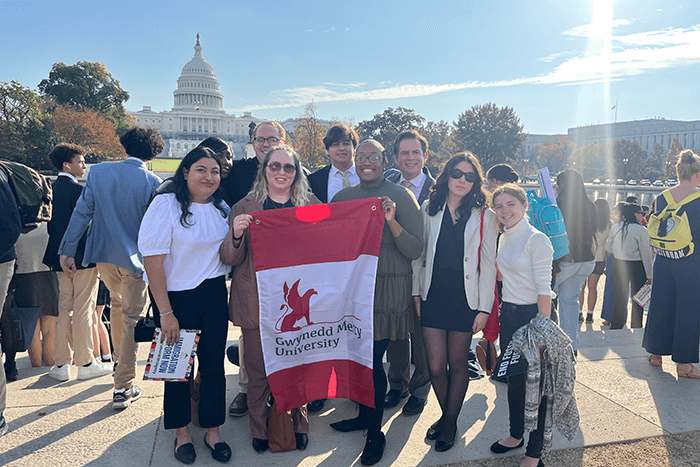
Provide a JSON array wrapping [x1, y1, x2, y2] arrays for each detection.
[[55, 268, 99, 367], [97, 263, 147, 390]]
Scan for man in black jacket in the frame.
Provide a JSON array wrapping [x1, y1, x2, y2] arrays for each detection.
[[0, 163, 22, 436], [308, 124, 360, 203]]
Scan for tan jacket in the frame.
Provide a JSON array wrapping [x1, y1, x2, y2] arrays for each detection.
[[412, 202, 498, 313], [220, 194, 321, 330]]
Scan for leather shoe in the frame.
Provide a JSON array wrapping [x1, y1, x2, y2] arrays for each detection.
[[226, 344, 239, 366], [204, 435, 232, 462], [490, 438, 524, 454], [252, 438, 268, 453], [426, 420, 441, 440], [307, 399, 325, 413], [295, 432, 308, 450], [383, 389, 408, 408], [401, 395, 426, 415], [360, 431, 386, 466], [330, 417, 368, 432], [174, 439, 196, 464], [228, 393, 248, 417], [435, 436, 455, 452]]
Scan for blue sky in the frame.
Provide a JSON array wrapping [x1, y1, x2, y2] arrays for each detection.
[[1, 0, 699, 135]]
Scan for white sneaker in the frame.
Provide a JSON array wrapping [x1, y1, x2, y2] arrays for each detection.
[[48, 364, 71, 382], [77, 359, 113, 380]]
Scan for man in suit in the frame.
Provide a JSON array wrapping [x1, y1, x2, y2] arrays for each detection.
[[59, 127, 164, 410], [0, 164, 22, 436], [383, 129, 435, 415], [308, 124, 360, 203], [45, 143, 112, 382]]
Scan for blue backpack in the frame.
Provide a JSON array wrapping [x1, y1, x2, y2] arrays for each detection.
[[526, 190, 570, 260]]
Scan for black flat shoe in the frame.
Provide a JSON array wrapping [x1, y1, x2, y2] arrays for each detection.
[[252, 438, 269, 453], [383, 389, 408, 408], [425, 420, 442, 440], [330, 417, 369, 433], [204, 435, 232, 462], [435, 437, 455, 452], [174, 439, 196, 464], [307, 399, 325, 413], [490, 438, 524, 454], [360, 431, 386, 466], [295, 432, 308, 450]]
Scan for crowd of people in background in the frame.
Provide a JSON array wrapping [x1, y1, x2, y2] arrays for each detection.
[[1, 122, 700, 467]]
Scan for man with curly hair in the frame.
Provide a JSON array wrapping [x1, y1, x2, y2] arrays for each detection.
[[59, 127, 163, 410]]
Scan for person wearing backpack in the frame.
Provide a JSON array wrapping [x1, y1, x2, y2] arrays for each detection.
[[554, 169, 596, 355], [645, 150, 700, 379]]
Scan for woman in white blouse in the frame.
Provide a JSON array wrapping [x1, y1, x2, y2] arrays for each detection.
[[139, 147, 232, 464], [489, 184, 553, 467], [606, 202, 652, 330]]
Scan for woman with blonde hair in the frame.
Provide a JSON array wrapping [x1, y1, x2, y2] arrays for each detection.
[[645, 150, 700, 378], [221, 144, 319, 453]]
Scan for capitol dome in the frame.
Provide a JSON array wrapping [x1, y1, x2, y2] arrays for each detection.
[[173, 34, 224, 112]]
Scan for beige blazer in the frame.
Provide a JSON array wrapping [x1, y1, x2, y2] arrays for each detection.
[[412, 202, 498, 313]]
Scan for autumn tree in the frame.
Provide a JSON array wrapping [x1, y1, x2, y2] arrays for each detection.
[[39, 61, 131, 134], [452, 103, 526, 169], [530, 137, 575, 176], [356, 107, 426, 168], [293, 103, 327, 169], [666, 136, 683, 179], [568, 141, 608, 180], [52, 105, 126, 160], [0, 80, 53, 169], [644, 143, 666, 181], [613, 139, 646, 180]]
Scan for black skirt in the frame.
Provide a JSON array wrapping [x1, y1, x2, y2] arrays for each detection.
[[421, 267, 477, 332]]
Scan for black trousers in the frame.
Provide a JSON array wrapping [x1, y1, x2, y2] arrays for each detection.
[[153, 275, 229, 430], [611, 259, 646, 329], [500, 302, 547, 459], [358, 338, 390, 434]]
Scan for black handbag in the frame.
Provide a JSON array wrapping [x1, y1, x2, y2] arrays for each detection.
[[134, 302, 157, 343]]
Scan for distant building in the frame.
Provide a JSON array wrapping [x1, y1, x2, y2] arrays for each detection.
[[568, 118, 700, 153], [129, 34, 261, 160]]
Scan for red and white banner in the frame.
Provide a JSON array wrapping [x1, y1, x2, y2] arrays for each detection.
[[249, 198, 384, 413]]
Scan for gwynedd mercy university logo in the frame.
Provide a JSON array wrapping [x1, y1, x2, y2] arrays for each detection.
[[275, 279, 317, 332]]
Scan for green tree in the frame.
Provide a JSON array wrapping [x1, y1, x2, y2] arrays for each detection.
[[355, 107, 426, 167], [613, 139, 646, 180], [39, 61, 131, 134], [0, 80, 53, 169], [452, 103, 527, 169], [292, 103, 327, 169], [568, 141, 608, 180], [666, 136, 683, 179], [645, 143, 667, 181]]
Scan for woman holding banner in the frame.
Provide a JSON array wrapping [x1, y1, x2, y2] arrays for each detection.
[[329, 139, 423, 466], [139, 147, 231, 464], [413, 152, 497, 452], [220, 144, 319, 453], [489, 183, 554, 467]]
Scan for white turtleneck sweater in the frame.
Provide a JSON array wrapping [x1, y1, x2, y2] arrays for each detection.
[[497, 217, 554, 305]]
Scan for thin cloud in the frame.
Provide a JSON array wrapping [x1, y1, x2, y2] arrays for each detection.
[[231, 23, 700, 112]]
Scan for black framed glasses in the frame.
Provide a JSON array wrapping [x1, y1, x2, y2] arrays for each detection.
[[450, 168, 477, 183], [355, 154, 382, 164], [266, 162, 297, 174], [253, 136, 282, 145]]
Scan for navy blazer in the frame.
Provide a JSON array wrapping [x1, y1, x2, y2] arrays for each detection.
[[385, 166, 436, 206], [307, 165, 332, 203], [43, 175, 93, 271], [59, 158, 161, 274]]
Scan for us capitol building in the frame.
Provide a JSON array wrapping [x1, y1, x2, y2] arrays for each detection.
[[129, 34, 291, 160]]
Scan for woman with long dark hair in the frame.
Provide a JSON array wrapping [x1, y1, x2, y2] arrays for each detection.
[[220, 144, 318, 453], [139, 147, 232, 464], [413, 152, 497, 452], [606, 202, 652, 329]]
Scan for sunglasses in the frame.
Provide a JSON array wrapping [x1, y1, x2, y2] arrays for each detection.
[[266, 162, 297, 174], [450, 168, 477, 183]]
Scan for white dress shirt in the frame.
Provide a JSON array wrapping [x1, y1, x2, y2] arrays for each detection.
[[399, 171, 427, 201], [328, 164, 360, 201]]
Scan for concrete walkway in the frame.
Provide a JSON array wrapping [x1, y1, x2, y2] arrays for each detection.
[[2, 319, 698, 467]]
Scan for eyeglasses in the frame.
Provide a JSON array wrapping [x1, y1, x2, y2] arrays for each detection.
[[355, 154, 382, 164], [253, 136, 282, 145], [266, 162, 297, 174], [450, 168, 477, 183]]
